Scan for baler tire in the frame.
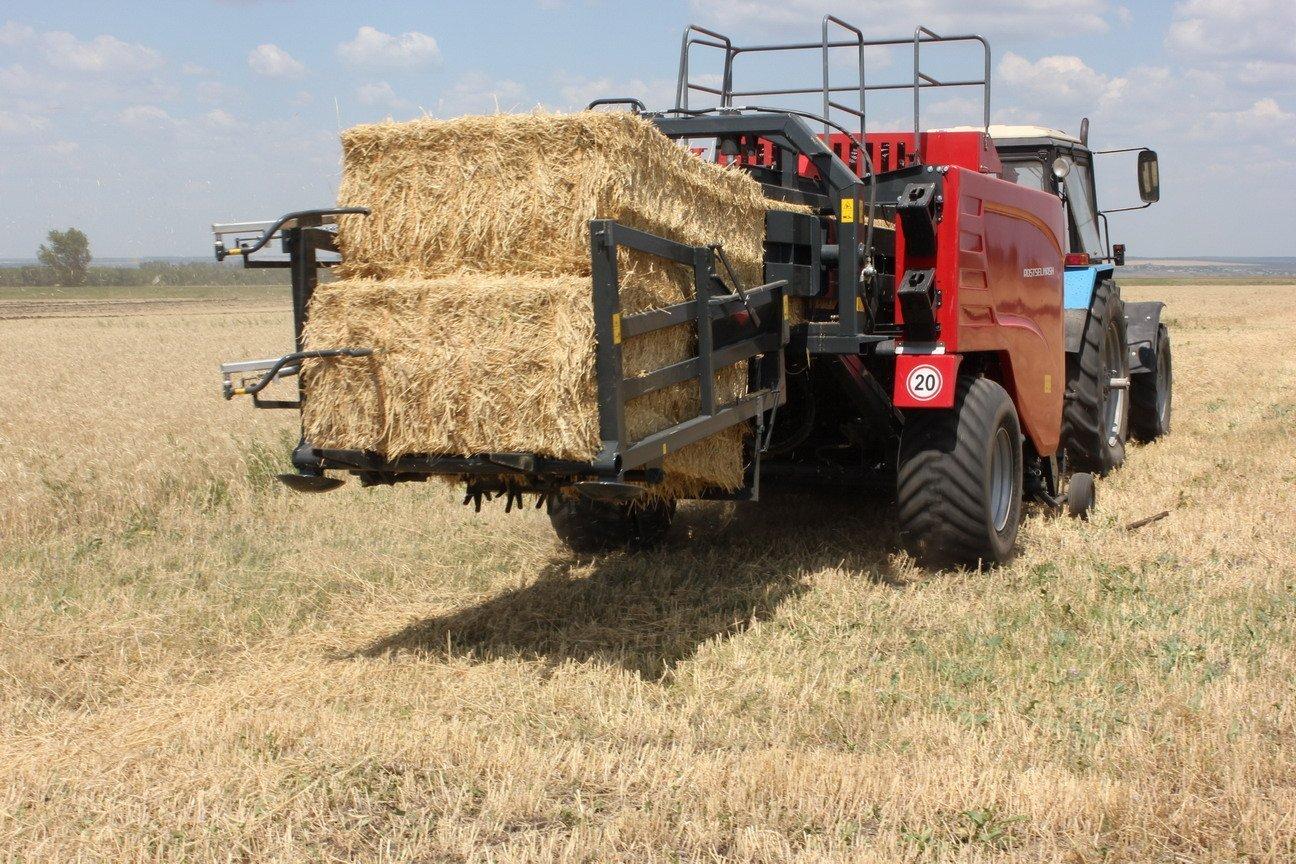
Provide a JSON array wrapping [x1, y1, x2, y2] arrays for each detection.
[[897, 376, 1023, 569], [1062, 279, 1128, 475], [1066, 472, 1096, 520], [548, 495, 675, 554], [1130, 324, 1172, 443]]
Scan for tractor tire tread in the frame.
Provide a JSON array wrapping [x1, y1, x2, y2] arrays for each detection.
[[1062, 279, 1127, 475], [1130, 324, 1172, 442]]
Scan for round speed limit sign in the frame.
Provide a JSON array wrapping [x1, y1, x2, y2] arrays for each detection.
[[905, 364, 943, 402]]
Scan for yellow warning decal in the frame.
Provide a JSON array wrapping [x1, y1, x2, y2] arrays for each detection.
[[661, 442, 668, 456], [840, 198, 855, 223], [1044, 374, 1053, 394], [611, 313, 622, 345], [855, 295, 865, 313], [783, 295, 790, 318]]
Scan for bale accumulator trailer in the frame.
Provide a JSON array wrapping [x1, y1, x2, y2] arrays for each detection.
[[213, 18, 1172, 567]]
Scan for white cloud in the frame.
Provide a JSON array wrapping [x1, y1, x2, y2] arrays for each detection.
[[0, 109, 49, 139], [40, 30, 162, 73], [356, 80, 410, 110], [0, 21, 36, 46], [195, 79, 237, 103], [1166, 0, 1296, 63], [202, 108, 239, 129], [247, 43, 305, 78], [998, 52, 1128, 108], [337, 26, 441, 71], [687, 0, 1112, 37], [181, 62, 210, 76], [435, 72, 527, 116], [1165, 0, 1296, 96], [116, 104, 172, 128], [1200, 97, 1296, 143], [555, 74, 676, 112], [44, 140, 78, 157]]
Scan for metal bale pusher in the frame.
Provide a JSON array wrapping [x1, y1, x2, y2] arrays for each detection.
[[215, 17, 1172, 567]]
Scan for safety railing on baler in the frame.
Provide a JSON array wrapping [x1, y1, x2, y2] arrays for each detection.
[[212, 211, 788, 501], [674, 18, 991, 153]]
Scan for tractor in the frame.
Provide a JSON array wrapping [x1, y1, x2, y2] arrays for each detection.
[[213, 19, 1172, 568]]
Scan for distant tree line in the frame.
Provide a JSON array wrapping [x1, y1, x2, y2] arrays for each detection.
[[2, 227, 289, 288], [0, 260, 288, 288]]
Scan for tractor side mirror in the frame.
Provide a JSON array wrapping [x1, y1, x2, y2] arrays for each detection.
[[1137, 149, 1160, 204], [1112, 243, 1126, 266]]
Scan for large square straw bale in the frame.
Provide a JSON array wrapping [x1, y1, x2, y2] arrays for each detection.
[[303, 111, 798, 494]]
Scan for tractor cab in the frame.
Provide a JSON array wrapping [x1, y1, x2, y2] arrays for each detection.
[[978, 123, 1161, 267], [970, 123, 1169, 478]]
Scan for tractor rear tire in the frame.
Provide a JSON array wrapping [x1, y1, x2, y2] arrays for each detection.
[[548, 494, 675, 554], [1130, 324, 1172, 442], [897, 376, 1023, 569], [1063, 279, 1129, 475]]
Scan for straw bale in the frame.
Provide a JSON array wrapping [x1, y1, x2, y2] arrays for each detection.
[[303, 111, 799, 495]]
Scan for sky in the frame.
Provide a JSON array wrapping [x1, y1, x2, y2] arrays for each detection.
[[0, 0, 1292, 259]]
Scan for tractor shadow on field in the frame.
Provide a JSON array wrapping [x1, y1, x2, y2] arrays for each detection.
[[354, 491, 908, 680]]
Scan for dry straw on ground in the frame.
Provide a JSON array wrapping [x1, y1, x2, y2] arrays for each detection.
[[302, 111, 800, 495], [2, 284, 1294, 862]]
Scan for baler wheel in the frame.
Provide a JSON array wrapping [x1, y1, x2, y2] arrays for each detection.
[[1063, 279, 1129, 475], [548, 494, 675, 554], [1066, 472, 1096, 520], [897, 376, 1023, 569], [1130, 324, 1172, 442]]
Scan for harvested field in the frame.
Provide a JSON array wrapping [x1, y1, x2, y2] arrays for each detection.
[[1, 284, 1293, 862], [303, 112, 805, 495]]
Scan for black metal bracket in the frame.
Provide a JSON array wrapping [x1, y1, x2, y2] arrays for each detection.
[[896, 182, 937, 256], [586, 97, 647, 114], [896, 268, 939, 339]]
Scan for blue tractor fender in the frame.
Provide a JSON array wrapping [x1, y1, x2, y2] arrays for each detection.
[[1061, 264, 1166, 375], [1063, 264, 1115, 354]]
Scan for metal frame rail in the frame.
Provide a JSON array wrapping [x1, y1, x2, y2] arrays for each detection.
[[674, 17, 991, 154], [587, 219, 788, 479]]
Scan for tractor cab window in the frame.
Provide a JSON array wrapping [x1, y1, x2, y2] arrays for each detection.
[[1001, 157, 1049, 191], [1064, 160, 1103, 257]]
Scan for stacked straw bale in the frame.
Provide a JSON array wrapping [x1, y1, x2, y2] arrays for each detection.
[[302, 111, 797, 496]]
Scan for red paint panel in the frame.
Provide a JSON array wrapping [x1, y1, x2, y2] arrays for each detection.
[[945, 168, 1066, 454], [894, 354, 962, 409]]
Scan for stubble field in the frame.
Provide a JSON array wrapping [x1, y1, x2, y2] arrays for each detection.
[[0, 284, 1293, 862]]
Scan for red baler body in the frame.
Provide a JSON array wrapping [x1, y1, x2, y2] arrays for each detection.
[[734, 129, 1066, 455]]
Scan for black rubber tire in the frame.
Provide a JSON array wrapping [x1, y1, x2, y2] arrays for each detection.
[[548, 495, 675, 554], [897, 376, 1024, 569], [1066, 472, 1096, 520], [1130, 324, 1172, 443], [1063, 279, 1128, 475]]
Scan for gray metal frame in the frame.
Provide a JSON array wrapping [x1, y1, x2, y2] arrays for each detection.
[[674, 17, 991, 147], [219, 212, 789, 497], [587, 219, 788, 477], [649, 111, 875, 354]]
